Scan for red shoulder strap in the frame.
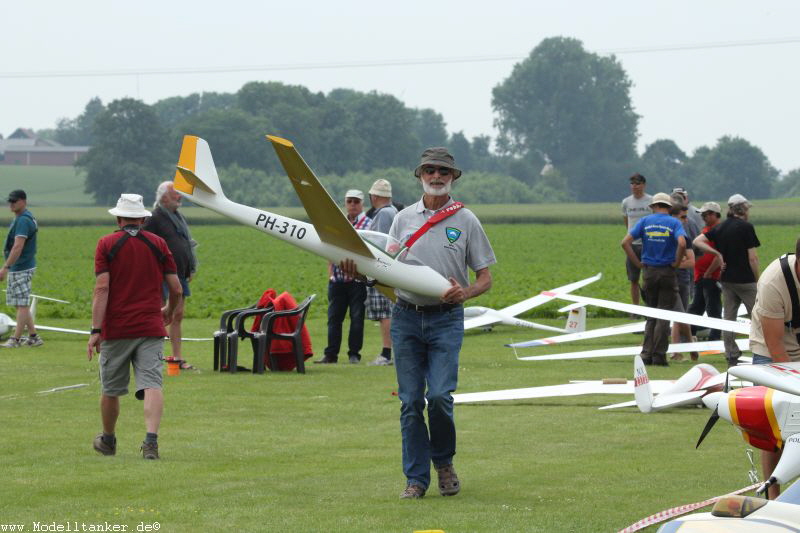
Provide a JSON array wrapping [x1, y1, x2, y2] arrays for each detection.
[[404, 202, 464, 249]]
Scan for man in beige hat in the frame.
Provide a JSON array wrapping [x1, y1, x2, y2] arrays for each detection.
[[88, 193, 182, 459], [621, 192, 687, 366], [365, 179, 398, 366]]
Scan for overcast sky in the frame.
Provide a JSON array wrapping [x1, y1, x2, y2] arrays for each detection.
[[3, 1, 800, 174]]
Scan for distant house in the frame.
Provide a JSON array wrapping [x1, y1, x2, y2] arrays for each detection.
[[0, 128, 89, 166]]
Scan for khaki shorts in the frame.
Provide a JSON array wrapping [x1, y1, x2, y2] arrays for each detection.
[[99, 337, 164, 400]]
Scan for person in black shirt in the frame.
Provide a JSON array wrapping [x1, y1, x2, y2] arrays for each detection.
[[693, 194, 760, 366]]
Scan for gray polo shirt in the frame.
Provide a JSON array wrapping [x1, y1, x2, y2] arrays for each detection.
[[622, 193, 652, 245], [389, 197, 496, 305], [368, 204, 398, 234]]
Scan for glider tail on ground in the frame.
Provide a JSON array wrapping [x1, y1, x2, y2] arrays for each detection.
[[564, 306, 586, 334], [173, 135, 227, 206], [633, 355, 654, 413]]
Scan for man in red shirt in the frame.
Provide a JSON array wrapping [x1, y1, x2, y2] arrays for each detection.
[[687, 202, 723, 342], [87, 194, 182, 460]]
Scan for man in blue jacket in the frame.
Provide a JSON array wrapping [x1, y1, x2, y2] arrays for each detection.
[[621, 192, 686, 366]]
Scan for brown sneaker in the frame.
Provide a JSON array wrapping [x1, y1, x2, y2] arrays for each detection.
[[141, 441, 159, 460], [436, 464, 460, 496], [93, 434, 116, 456], [399, 484, 426, 499]]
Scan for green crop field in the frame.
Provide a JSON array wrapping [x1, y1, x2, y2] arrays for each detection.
[[0, 165, 94, 206], [2, 219, 799, 532]]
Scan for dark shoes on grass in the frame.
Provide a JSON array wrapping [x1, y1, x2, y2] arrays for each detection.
[[436, 464, 460, 496], [141, 441, 159, 460], [400, 465, 460, 500], [399, 484, 426, 499], [93, 434, 116, 456]]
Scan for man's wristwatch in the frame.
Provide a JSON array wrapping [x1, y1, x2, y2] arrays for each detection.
[[90, 328, 102, 335]]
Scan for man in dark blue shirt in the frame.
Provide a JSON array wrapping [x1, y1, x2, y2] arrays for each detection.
[[622, 192, 686, 366]]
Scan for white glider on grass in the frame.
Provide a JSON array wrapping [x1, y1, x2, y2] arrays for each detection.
[[173, 135, 452, 300], [514, 339, 750, 361], [0, 293, 91, 337], [464, 273, 600, 333], [454, 355, 744, 412], [505, 291, 751, 361]]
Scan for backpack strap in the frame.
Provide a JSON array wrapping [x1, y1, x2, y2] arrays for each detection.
[[405, 202, 464, 249], [107, 227, 166, 263], [779, 254, 800, 329]]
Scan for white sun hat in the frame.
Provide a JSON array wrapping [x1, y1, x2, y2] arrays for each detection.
[[108, 194, 152, 218]]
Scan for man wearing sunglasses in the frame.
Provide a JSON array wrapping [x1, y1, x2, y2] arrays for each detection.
[[0, 189, 42, 348], [388, 147, 496, 499]]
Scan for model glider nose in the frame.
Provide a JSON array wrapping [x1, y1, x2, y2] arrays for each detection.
[[702, 391, 724, 410]]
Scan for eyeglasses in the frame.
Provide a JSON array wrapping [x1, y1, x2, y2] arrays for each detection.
[[345, 198, 361, 204], [422, 166, 451, 176]]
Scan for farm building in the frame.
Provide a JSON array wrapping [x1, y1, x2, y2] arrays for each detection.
[[0, 128, 89, 166]]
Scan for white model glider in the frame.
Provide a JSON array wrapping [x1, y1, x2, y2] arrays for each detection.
[[174, 135, 452, 300], [454, 355, 740, 412], [463, 273, 599, 333], [507, 320, 646, 348], [547, 291, 750, 335], [515, 338, 750, 361], [0, 294, 90, 337], [697, 364, 800, 496]]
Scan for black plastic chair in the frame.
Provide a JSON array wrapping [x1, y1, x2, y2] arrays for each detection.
[[225, 305, 276, 373], [213, 303, 276, 372], [252, 294, 316, 374]]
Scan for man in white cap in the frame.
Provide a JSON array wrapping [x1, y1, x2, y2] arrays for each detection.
[[365, 179, 398, 366], [316, 190, 371, 364], [694, 194, 760, 366], [87, 194, 182, 459], [621, 192, 687, 366]]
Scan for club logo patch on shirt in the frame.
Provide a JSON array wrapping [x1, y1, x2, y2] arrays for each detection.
[[446, 227, 462, 243]]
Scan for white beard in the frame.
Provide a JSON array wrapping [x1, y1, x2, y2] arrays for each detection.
[[422, 180, 452, 196]]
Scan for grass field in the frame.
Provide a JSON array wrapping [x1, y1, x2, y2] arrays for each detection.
[[1, 220, 798, 531], [0, 165, 94, 206]]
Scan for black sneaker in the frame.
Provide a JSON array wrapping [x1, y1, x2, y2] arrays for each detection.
[[93, 434, 116, 456], [141, 441, 159, 460]]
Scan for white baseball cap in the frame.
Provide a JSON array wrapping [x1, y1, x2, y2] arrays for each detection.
[[344, 189, 364, 201], [727, 194, 751, 207]]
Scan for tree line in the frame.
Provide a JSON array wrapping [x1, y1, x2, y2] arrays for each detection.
[[40, 36, 795, 206]]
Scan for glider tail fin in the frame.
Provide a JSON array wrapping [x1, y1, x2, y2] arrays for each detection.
[[564, 306, 586, 333], [173, 135, 226, 204], [633, 355, 654, 413]]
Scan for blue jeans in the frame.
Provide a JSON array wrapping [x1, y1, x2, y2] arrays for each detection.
[[391, 304, 464, 489], [324, 281, 366, 360], [753, 354, 772, 365]]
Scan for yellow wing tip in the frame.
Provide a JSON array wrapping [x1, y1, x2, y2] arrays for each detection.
[[266, 135, 293, 147]]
